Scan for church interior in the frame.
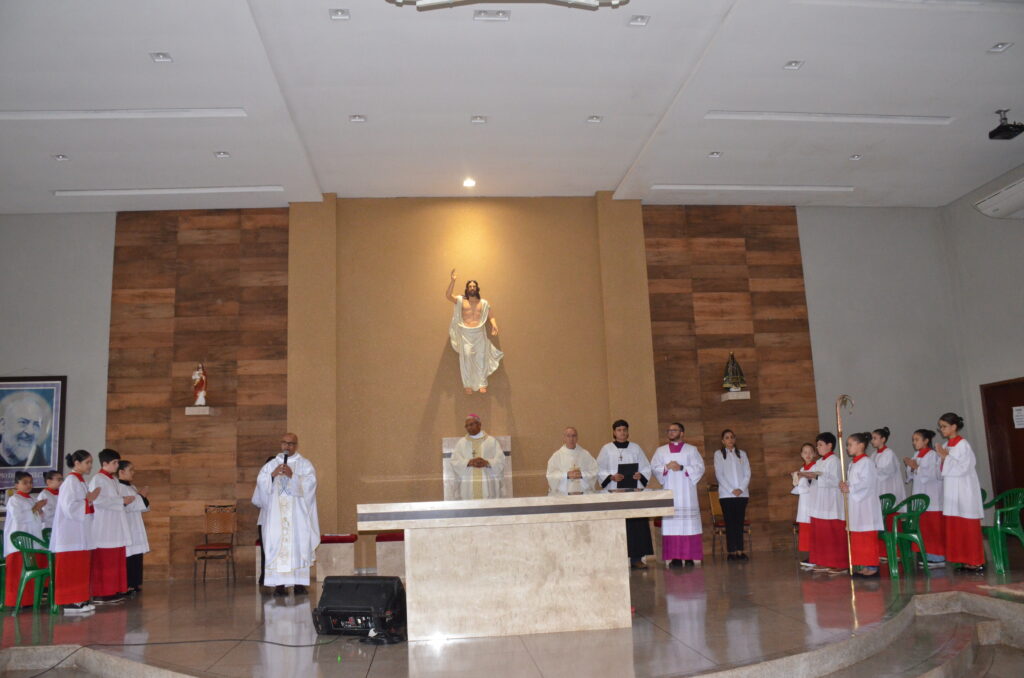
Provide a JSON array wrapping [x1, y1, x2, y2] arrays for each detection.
[[1, 1, 1024, 676]]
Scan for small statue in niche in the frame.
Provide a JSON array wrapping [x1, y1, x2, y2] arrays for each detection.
[[722, 352, 747, 392], [192, 363, 208, 406]]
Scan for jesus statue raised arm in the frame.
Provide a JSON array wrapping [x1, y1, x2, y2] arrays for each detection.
[[445, 269, 503, 395]]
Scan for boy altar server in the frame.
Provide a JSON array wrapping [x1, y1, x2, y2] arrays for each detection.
[[90, 448, 133, 602], [3, 472, 46, 607]]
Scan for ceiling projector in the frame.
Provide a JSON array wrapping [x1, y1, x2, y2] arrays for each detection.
[[989, 109, 1024, 140]]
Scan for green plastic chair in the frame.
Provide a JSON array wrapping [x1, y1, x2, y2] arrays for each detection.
[[42, 528, 52, 546], [7, 531, 56, 614], [878, 494, 900, 578], [892, 494, 931, 577], [982, 488, 1024, 574]]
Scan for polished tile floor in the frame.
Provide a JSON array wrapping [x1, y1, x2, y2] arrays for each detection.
[[2, 547, 1022, 678]]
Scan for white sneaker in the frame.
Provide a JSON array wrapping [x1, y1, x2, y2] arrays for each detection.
[[927, 560, 946, 568], [63, 603, 92, 615]]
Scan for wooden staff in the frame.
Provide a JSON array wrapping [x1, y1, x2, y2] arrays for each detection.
[[835, 394, 855, 576]]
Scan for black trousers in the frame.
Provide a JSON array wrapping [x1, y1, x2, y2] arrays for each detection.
[[258, 525, 266, 585], [626, 517, 654, 560], [720, 497, 748, 552], [127, 553, 144, 590]]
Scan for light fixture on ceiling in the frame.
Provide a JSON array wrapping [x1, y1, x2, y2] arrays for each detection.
[[52, 154, 69, 162], [463, 177, 476, 188], [349, 114, 367, 123], [214, 151, 231, 159], [398, 0, 624, 8], [707, 151, 722, 158], [629, 15, 650, 27], [587, 115, 603, 124], [473, 10, 510, 21], [54, 186, 285, 197], [329, 8, 351, 20], [849, 154, 862, 160], [470, 115, 487, 124], [783, 60, 804, 70], [705, 110, 953, 125], [149, 52, 173, 63], [650, 184, 854, 194], [0, 108, 247, 121], [987, 42, 1012, 53]]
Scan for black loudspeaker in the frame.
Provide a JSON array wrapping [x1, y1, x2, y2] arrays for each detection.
[[312, 576, 407, 642]]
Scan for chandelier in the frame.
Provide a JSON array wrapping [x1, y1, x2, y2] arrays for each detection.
[[394, 0, 626, 8]]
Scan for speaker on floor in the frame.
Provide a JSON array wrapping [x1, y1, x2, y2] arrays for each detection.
[[312, 575, 407, 642]]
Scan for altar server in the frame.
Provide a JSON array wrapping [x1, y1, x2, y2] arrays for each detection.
[[117, 460, 150, 593], [546, 427, 599, 495], [51, 449, 99, 614], [38, 470, 62, 530], [903, 428, 945, 564], [807, 433, 848, 573], [936, 413, 985, 572], [839, 433, 883, 577], [257, 432, 320, 595], [3, 472, 46, 607], [872, 427, 906, 508], [597, 419, 653, 569], [450, 414, 506, 500], [652, 422, 705, 567], [792, 443, 817, 567], [89, 448, 132, 602], [713, 429, 750, 561]]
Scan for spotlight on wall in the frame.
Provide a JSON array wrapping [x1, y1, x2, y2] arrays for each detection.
[[463, 177, 476, 188]]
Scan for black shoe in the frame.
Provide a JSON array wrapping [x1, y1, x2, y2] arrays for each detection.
[[670, 559, 683, 568], [273, 585, 287, 596], [294, 585, 308, 595], [684, 560, 695, 566], [957, 564, 985, 574], [739, 553, 749, 561]]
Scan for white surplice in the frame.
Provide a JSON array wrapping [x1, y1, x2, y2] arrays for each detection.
[[450, 432, 505, 500], [257, 452, 321, 586], [3, 493, 43, 558], [546, 445, 599, 495], [873, 446, 906, 510], [713, 448, 750, 499], [651, 443, 705, 537], [940, 438, 984, 520], [449, 295, 504, 391], [89, 471, 131, 549], [117, 482, 150, 557], [39, 488, 59, 529], [50, 473, 94, 553], [809, 453, 844, 520], [596, 442, 651, 492], [791, 461, 818, 524], [846, 455, 884, 532], [907, 448, 943, 513]]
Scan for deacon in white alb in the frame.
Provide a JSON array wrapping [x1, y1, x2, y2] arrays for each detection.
[[257, 432, 321, 595], [546, 427, 599, 495], [597, 419, 653, 569], [651, 422, 705, 566], [450, 414, 506, 500]]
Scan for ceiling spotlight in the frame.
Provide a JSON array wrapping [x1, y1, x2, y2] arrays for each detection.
[[473, 10, 510, 21], [149, 52, 173, 63], [52, 154, 69, 162], [628, 15, 650, 27], [707, 151, 722, 158], [349, 114, 367, 123], [214, 151, 231, 159], [849, 154, 862, 160], [783, 60, 804, 70], [463, 177, 476, 188], [329, 8, 351, 20], [587, 115, 603, 124], [470, 115, 487, 124], [987, 42, 1013, 53]]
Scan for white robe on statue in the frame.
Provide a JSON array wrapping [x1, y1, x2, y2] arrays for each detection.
[[651, 443, 705, 537], [873, 446, 907, 510], [257, 452, 320, 587], [546, 445, 599, 495], [449, 295, 503, 391], [450, 432, 505, 500]]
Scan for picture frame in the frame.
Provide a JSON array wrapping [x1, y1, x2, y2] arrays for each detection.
[[0, 376, 66, 491]]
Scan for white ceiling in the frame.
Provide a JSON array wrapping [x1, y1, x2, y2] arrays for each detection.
[[1, 0, 1023, 213]]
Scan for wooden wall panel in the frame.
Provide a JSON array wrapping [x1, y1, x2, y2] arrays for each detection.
[[644, 205, 819, 553], [107, 208, 288, 580]]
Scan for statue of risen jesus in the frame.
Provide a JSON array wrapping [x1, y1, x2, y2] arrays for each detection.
[[445, 269, 502, 394]]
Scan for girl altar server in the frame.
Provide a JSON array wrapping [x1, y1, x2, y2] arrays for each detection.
[[806, 433, 848, 573], [839, 433, 883, 577], [713, 429, 751, 561], [3, 472, 46, 607], [936, 412, 985, 572], [51, 449, 100, 614], [792, 442, 818, 567], [903, 429, 945, 565], [872, 427, 906, 508], [117, 460, 150, 593]]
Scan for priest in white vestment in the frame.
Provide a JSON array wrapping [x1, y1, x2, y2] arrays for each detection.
[[546, 427, 598, 495], [446, 272, 503, 394], [257, 432, 320, 594], [651, 422, 705, 566], [450, 414, 505, 500]]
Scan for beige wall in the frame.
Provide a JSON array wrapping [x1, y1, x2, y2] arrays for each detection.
[[289, 194, 659, 552]]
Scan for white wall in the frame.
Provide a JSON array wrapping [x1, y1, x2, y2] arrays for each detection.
[[796, 206, 965, 463], [0, 213, 116, 465]]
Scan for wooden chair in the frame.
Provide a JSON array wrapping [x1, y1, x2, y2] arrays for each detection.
[[706, 484, 751, 557], [194, 504, 237, 581]]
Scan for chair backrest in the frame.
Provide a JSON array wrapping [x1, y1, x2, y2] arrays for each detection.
[[879, 493, 897, 516], [994, 488, 1024, 527], [893, 493, 930, 533], [706, 484, 723, 522], [204, 504, 237, 539], [10, 531, 49, 558]]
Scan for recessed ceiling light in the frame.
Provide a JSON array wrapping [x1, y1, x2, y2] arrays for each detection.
[[329, 8, 350, 20], [214, 151, 231, 159], [849, 154, 862, 160], [988, 42, 1013, 53], [52, 154, 69, 162], [473, 10, 510, 21], [470, 115, 487, 124], [628, 15, 650, 27], [149, 52, 173, 63], [587, 115, 603, 124], [708, 151, 722, 158], [783, 60, 804, 70], [463, 178, 476, 188], [349, 114, 367, 123]]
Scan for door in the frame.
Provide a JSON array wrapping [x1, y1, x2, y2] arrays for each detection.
[[980, 377, 1024, 496]]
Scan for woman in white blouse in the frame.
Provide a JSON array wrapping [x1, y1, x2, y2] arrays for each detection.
[[714, 429, 751, 561]]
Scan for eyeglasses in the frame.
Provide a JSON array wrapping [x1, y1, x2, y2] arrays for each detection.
[[280, 441, 298, 446]]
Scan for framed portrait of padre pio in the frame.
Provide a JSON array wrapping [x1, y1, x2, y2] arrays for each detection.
[[0, 376, 65, 490]]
